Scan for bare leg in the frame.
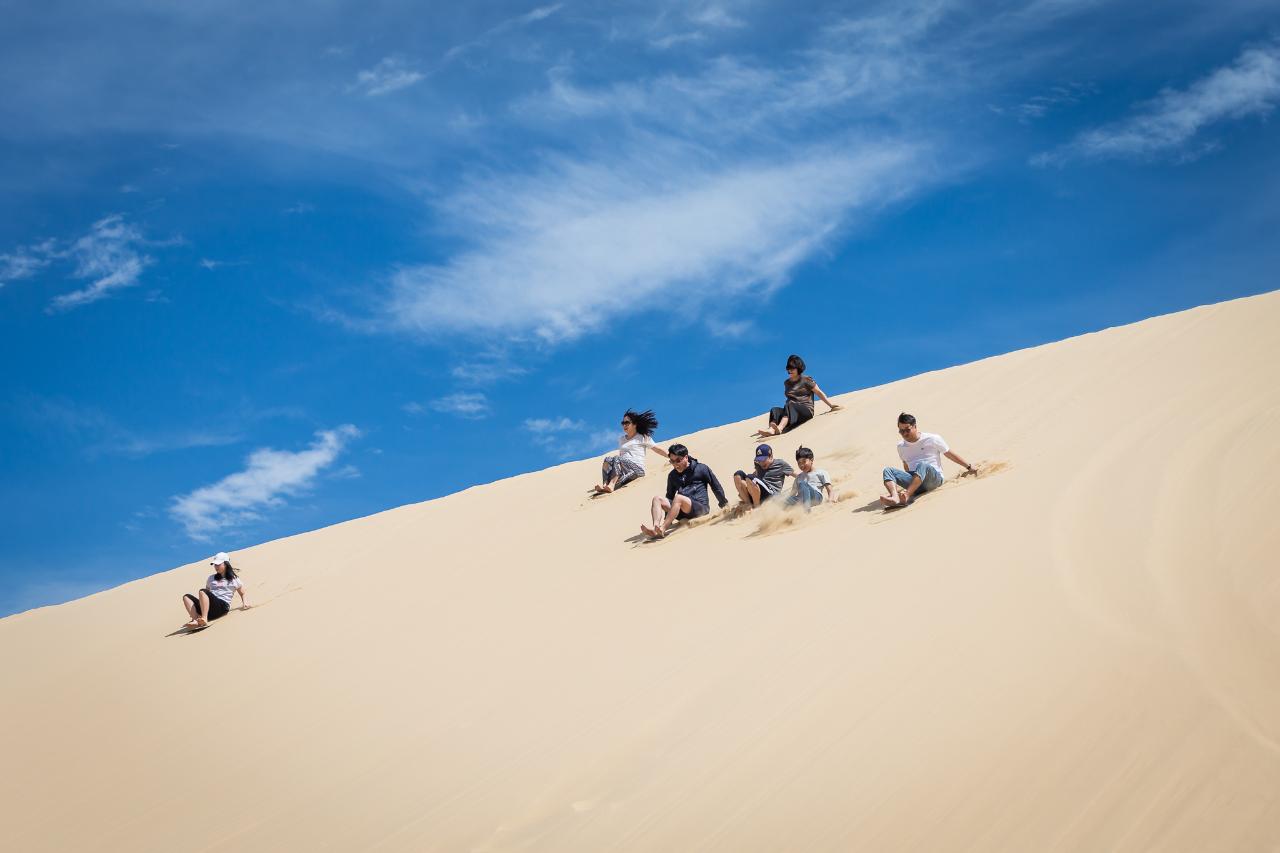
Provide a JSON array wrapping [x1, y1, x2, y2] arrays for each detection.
[[660, 494, 692, 533], [182, 596, 199, 626], [734, 474, 751, 505], [197, 590, 212, 626], [643, 496, 671, 538]]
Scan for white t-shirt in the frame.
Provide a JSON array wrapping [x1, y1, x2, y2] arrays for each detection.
[[898, 432, 950, 479], [617, 433, 655, 469], [206, 574, 243, 605], [793, 469, 831, 495]]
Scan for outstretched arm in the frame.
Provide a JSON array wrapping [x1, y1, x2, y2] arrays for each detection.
[[813, 384, 841, 411], [943, 449, 976, 475], [237, 586, 251, 609], [648, 443, 669, 458]]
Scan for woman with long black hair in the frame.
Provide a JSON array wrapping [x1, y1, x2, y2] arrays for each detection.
[[594, 409, 668, 494], [754, 354, 841, 438], [181, 552, 250, 629]]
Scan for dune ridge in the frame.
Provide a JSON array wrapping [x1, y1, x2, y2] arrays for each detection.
[[2, 292, 1279, 851]]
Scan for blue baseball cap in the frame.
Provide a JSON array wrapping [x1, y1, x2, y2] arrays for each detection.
[[755, 444, 772, 460]]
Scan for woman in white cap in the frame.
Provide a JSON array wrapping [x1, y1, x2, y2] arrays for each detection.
[[181, 552, 250, 629]]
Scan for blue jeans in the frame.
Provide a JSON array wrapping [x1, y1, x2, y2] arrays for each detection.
[[883, 463, 943, 495], [785, 481, 825, 511]]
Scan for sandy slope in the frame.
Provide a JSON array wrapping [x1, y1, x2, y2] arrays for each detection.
[[2, 292, 1279, 852]]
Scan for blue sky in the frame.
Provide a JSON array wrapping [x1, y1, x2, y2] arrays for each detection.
[[2, 0, 1278, 616]]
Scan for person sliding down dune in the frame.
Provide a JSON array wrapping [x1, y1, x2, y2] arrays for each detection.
[[181, 552, 250, 629], [755, 354, 840, 438], [880, 412, 977, 508], [594, 409, 668, 494], [732, 443, 794, 512], [786, 446, 836, 511], [641, 444, 728, 539]]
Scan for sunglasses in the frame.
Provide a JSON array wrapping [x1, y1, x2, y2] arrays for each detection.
[[898, 426, 913, 434], [621, 420, 633, 426]]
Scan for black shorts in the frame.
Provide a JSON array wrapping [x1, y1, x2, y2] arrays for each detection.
[[733, 472, 778, 501], [676, 499, 710, 521], [184, 591, 230, 620]]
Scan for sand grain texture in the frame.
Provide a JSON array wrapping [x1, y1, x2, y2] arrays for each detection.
[[3, 292, 1279, 851]]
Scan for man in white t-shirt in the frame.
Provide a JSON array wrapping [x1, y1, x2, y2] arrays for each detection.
[[880, 412, 977, 508]]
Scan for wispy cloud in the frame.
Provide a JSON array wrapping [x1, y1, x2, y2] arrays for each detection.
[[443, 3, 564, 63], [990, 81, 1095, 122], [0, 239, 55, 287], [169, 425, 360, 540], [383, 143, 926, 344], [450, 357, 528, 384], [351, 56, 425, 96], [49, 215, 154, 312], [523, 416, 616, 459], [429, 392, 491, 419], [16, 395, 241, 458], [1035, 42, 1280, 165]]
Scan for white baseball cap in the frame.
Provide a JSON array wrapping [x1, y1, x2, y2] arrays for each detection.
[[210, 552, 231, 565]]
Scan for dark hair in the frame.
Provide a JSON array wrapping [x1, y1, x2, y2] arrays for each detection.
[[216, 561, 237, 582], [897, 412, 917, 426], [795, 446, 814, 461], [623, 409, 658, 436], [668, 443, 689, 458], [786, 354, 806, 374]]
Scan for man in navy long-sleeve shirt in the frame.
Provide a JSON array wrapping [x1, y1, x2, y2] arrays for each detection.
[[642, 443, 728, 539]]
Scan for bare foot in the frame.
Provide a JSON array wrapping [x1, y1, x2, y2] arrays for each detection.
[[184, 619, 199, 628], [599, 483, 614, 493], [592, 485, 607, 494], [641, 524, 661, 538], [195, 618, 208, 627], [878, 495, 899, 508]]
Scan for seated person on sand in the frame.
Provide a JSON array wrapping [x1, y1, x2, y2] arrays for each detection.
[[880, 412, 977, 508], [733, 443, 794, 511], [595, 409, 668, 494], [182, 552, 250, 628], [786, 446, 836, 511], [642, 443, 728, 539], [755, 354, 840, 438]]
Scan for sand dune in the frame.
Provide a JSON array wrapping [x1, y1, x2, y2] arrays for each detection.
[[2, 292, 1279, 851]]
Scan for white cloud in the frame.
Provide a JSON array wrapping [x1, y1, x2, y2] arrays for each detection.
[[169, 425, 360, 540], [351, 56, 425, 96], [523, 417, 616, 459], [383, 143, 926, 343], [450, 358, 528, 384], [524, 416, 585, 432], [18, 394, 242, 458], [1035, 42, 1280, 165], [429, 392, 491, 419], [0, 239, 55, 286], [443, 3, 564, 63], [48, 215, 154, 311]]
